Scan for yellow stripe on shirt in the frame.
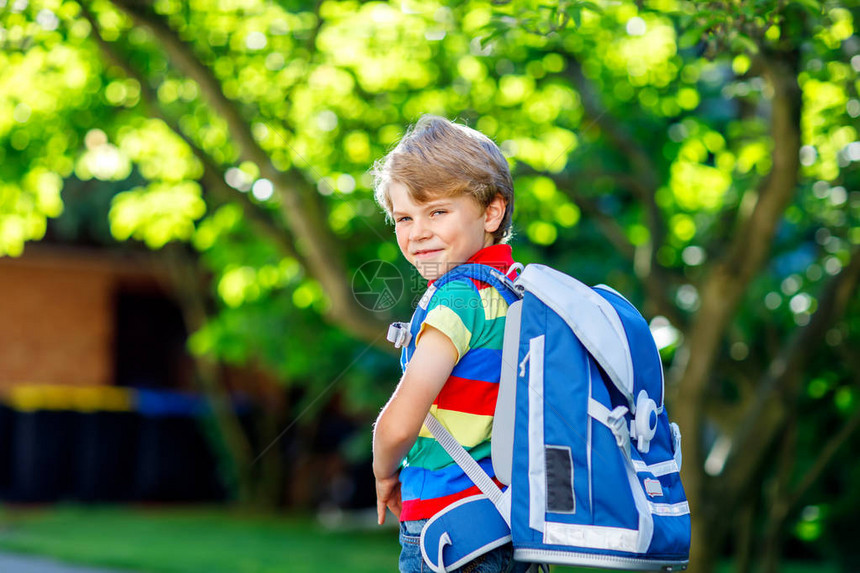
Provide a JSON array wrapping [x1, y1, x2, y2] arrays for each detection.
[[418, 305, 472, 361], [418, 405, 494, 448], [479, 287, 509, 321]]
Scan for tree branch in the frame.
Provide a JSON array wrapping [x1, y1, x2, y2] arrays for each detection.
[[82, 3, 302, 263], [546, 168, 687, 327], [562, 56, 660, 193], [105, 0, 389, 345], [576, 195, 637, 260], [555, 52, 688, 330], [723, 246, 860, 495], [788, 401, 860, 509], [560, 53, 667, 265], [674, 47, 801, 433]]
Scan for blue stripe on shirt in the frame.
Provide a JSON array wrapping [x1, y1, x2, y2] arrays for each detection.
[[451, 348, 503, 382], [401, 457, 496, 501]]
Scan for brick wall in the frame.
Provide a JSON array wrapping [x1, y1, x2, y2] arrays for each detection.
[[0, 257, 115, 391]]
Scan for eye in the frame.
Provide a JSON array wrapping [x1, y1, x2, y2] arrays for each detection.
[[395, 216, 411, 224], [431, 209, 447, 216]]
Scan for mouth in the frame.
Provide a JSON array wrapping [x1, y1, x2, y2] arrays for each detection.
[[413, 249, 442, 259]]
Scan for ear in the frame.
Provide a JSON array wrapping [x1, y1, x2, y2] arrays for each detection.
[[483, 194, 507, 235]]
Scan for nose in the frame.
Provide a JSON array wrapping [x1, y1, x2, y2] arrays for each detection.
[[409, 217, 432, 241]]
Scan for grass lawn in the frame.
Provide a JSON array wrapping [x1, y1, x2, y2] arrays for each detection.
[[0, 505, 400, 573], [0, 505, 839, 573]]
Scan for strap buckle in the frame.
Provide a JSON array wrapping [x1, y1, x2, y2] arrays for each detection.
[[387, 322, 412, 349], [630, 390, 658, 453], [606, 405, 630, 447]]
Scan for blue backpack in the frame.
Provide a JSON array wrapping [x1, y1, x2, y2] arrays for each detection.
[[389, 263, 690, 572]]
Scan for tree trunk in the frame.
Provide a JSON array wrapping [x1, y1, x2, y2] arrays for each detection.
[[253, 404, 288, 508], [759, 412, 798, 573], [734, 497, 757, 573], [162, 247, 258, 505], [193, 356, 257, 504], [688, 519, 718, 573], [674, 46, 802, 573]]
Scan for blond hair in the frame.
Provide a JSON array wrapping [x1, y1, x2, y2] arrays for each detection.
[[372, 115, 514, 244]]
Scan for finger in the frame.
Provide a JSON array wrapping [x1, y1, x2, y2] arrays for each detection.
[[390, 499, 402, 519], [377, 497, 387, 525], [391, 488, 402, 518]]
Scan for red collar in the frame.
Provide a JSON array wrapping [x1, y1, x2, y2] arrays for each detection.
[[428, 244, 516, 286], [467, 244, 515, 272]]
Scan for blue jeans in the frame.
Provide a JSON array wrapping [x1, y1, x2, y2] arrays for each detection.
[[399, 519, 531, 573]]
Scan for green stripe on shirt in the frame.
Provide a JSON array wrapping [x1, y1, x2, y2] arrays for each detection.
[[405, 438, 494, 472]]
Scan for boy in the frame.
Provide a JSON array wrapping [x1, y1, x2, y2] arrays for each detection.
[[371, 115, 518, 573]]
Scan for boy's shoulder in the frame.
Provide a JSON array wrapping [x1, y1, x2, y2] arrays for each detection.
[[423, 276, 482, 314], [423, 269, 512, 325]]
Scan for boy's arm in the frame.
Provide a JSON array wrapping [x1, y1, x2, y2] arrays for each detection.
[[372, 325, 458, 524]]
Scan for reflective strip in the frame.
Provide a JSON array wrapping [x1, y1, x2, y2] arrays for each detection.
[[632, 459, 680, 477], [418, 285, 437, 310], [626, 445, 654, 553], [527, 335, 546, 533], [670, 422, 683, 471], [514, 548, 689, 572], [544, 522, 639, 553], [492, 300, 522, 486], [586, 365, 593, 517], [649, 501, 690, 516]]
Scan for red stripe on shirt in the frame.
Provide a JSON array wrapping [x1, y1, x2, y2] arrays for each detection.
[[400, 479, 506, 521], [434, 376, 499, 416]]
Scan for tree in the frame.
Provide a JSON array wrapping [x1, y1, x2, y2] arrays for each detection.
[[1, 0, 859, 569]]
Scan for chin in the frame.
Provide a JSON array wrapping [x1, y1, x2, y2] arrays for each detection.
[[415, 265, 442, 281]]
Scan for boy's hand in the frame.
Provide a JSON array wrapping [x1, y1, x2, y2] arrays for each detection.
[[375, 473, 402, 525]]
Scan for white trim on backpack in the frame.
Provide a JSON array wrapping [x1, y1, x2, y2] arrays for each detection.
[[632, 459, 680, 477], [586, 400, 655, 554], [543, 522, 640, 552], [492, 299, 522, 487], [517, 265, 636, 408], [514, 548, 689, 572], [526, 335, 547, 534], [594, 283, 667, 410], [586, 365, 594, 522], [419, 494, 513, 573], [648, 501, 690, 516], [418, 285, 436, 310]]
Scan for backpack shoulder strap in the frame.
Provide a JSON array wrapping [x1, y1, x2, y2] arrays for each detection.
[[431, 263, 522, 306], [423, 412, 510, 523]]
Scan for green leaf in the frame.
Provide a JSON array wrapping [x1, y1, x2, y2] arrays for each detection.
[[679, 26, 705, 49], [794, 0, 824, 16]]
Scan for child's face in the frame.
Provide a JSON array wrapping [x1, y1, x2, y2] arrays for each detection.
[[389, 181, 498, 281]]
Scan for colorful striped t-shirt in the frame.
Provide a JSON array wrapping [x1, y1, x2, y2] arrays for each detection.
[[399, 244, 515, 521]]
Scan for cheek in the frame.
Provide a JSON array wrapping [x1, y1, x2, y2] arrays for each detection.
[[394, 228, 409, 253]]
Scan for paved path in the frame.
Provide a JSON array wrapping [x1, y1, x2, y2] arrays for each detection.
[[0, 553, 136, 572]]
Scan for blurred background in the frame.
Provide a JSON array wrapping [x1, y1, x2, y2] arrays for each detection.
[[0, 0, 858, 572]]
